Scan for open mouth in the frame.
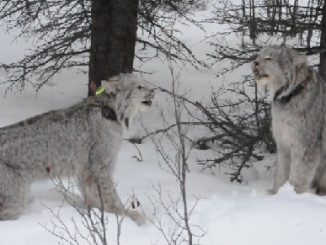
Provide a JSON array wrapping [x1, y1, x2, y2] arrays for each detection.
[[253, 68, 269, 79], [255, 74, 269, 80], [259, 74, 269, 78], [141, 100, 152, 106]]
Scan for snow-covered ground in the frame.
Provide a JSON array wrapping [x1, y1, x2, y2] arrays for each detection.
[[1, 5, 326, 245]]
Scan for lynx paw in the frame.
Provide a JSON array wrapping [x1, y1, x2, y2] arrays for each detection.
[[267, 188, 278, 195], [127, 210, 147, 226]]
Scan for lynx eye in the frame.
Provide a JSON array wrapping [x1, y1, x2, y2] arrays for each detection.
[[137, 85, 144, 90], [264, 57, 271, 61]]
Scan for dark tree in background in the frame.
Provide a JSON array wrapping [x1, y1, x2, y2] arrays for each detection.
[[0, 0, 204, 95], [89, 0, 139, 96], [320, 1, 326, 79]]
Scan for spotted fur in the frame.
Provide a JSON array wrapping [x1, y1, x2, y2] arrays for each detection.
[[0, 73, 154, 224], [253, 46, 326, 194]]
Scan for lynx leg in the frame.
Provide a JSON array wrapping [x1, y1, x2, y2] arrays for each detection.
[[315, 131, 326, 194], [0, 163, 29, 220], [269, 148, 291, 194], [77, 167, 145, 225], [289, 146, 320, 193], [313, 170, 326, 195]]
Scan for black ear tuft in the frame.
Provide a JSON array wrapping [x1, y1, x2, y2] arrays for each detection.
[[125, 118, 129, 129]]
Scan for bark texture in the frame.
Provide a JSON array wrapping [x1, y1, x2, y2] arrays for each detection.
[[320, 0, 326, 80], [89, 0, 139, 96]]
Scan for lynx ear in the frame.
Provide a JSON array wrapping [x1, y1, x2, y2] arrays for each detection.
[[101, 79, 120, 94], [107, 74, 120, 82], [285, 47, 307, 68]]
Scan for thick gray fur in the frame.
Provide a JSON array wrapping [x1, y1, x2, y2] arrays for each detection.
[[0, 73, 154, 224], [252, 46, 326, 194]]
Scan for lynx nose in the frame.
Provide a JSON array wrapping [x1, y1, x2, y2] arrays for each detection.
[[252, 60, 259, 74]]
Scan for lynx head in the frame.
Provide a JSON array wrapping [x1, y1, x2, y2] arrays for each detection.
[[252, 46, 308, 96], [100, 73, 154, 128]]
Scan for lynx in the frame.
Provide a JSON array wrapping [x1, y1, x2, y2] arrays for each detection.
[[252, 46, 326, 194], [0, 73, 154, 224]]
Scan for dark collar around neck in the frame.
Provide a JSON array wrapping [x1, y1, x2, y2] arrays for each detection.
[[273, 72, 312, 105], [273, 83, 305, 104], [101, 105, 118, 121]]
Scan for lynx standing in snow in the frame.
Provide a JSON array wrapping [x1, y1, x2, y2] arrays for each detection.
[[252, 46, 326, 194], [0, 73, 154, 224]]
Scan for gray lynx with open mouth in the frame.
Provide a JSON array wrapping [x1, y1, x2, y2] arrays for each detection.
[[0, 73, 154, 224], [252, 46, 326, 194]]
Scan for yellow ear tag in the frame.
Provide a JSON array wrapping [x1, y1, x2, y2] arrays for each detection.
[[95, 86, 106, 96]]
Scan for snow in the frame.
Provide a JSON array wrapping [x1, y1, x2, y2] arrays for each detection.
[[1, 4, 326, 245]]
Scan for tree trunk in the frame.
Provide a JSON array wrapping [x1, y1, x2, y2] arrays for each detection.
[[88, 0, 139, 96], [320, 0, 326, 80]]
